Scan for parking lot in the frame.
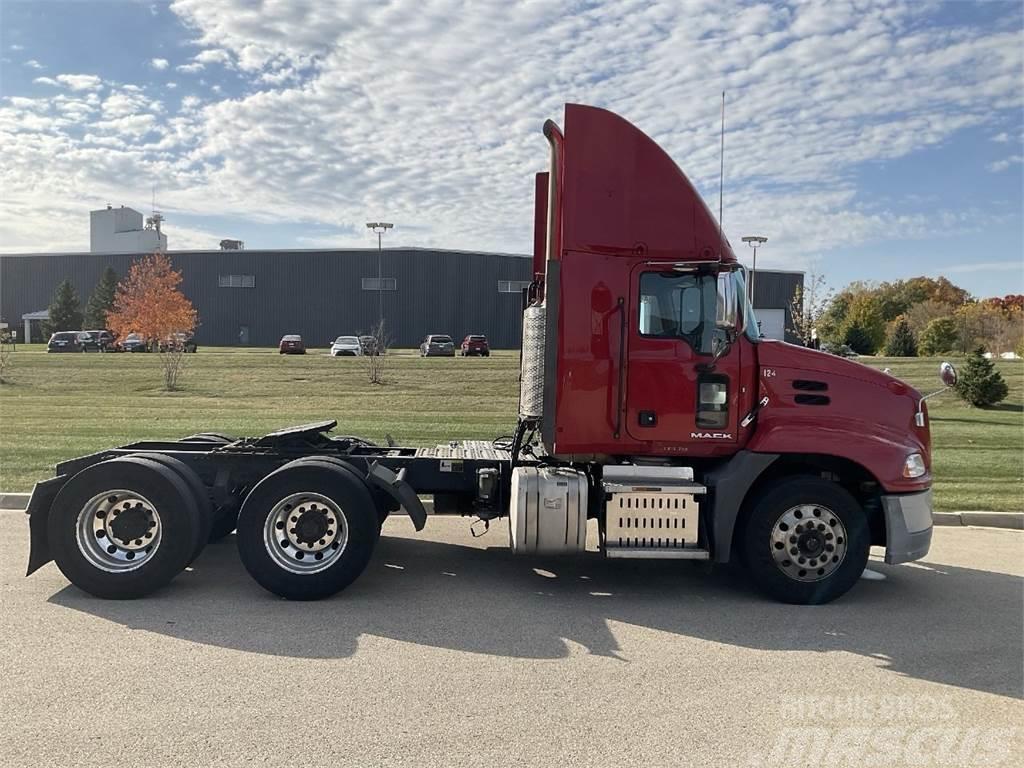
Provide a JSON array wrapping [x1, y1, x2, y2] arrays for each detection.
[[1, 511, 1020, 767]]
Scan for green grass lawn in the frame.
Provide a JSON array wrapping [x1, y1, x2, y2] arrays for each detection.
[[0, 345, 1021, 511]]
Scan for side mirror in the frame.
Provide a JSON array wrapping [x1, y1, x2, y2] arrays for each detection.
[[940, 361, 957, 387], [716, 271, 738, 330], [916, 361, 958, 426]]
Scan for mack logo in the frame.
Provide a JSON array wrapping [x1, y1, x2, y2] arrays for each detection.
[[691, 431, 733, 440]]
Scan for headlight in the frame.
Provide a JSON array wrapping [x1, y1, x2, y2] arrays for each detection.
[[903, 453, 926, 478]]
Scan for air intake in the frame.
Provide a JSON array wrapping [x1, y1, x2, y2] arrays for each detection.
[[519, 305, 546, 418], [793, 379, 828, 391], [794, 394, 830, 406]]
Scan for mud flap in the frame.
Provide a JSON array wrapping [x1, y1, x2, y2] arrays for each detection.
[[366, 462, 427, 531], [25, 475, 68, 576]]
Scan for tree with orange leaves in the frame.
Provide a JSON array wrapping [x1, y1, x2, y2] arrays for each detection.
[[107, 253, 198, 390]]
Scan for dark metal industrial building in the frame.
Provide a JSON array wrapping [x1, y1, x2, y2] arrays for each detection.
[[0, 248, 802, 347]]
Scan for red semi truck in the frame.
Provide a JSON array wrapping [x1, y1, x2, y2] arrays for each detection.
[[24, 103, 956, 604]]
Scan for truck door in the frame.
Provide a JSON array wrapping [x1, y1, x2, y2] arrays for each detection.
[[624, 265, 742, 447]]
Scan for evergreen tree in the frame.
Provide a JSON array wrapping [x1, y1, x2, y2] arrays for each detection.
[[43, 279, 83, 336], [954, 347, 1008, 407], [884, 316, 918, 357], [84, 267, 119, 329], [919, 317, 958, 356], [843, 321, 876, 355]]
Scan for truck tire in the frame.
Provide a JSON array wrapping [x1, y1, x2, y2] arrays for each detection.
[[131, 452, 214, 561], [207, 506, 239, 542], [739, 476, 870, 605], [175, 435, 242, 542], [290, 456, 390, 529], [236, 460, 379, 600], [47, 457, 202, 599]]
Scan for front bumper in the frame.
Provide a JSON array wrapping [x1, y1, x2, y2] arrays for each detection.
[[881, 489, 933, 564]]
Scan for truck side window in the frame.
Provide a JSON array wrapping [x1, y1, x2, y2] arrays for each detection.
[[638, 271, 718, 354]]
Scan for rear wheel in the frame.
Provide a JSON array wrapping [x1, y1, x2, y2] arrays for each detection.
[[176, 434, 239, 541], [236, 461, 379, 600], [47, 457, 201, 599], [132, 452, 213, 560], [739, 477, 870, 605]]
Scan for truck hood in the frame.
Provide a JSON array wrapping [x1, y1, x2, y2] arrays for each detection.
[[757, 340, 922, 399]]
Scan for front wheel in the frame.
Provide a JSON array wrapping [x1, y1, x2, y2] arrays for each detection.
[[739, 477, 870, 605], [236, 461, 379, 600]]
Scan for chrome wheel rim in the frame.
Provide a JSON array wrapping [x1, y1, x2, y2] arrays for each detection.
[[769, 504, 847, 582], [263, 492, 349, 574], [76, 490, 162, 572]]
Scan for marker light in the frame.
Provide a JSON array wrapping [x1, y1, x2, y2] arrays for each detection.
[[903, 453, 926, 479]]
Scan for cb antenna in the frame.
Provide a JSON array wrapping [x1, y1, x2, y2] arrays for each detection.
[[718, 91, 725, 254]]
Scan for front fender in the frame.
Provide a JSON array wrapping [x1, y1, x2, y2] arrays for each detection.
[[747, 416, 929, 493]]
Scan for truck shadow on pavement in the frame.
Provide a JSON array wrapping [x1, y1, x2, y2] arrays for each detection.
[[48, 530, 1023, 699]]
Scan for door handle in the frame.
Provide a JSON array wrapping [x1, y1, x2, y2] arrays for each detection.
[[741, 396, 770, 427]]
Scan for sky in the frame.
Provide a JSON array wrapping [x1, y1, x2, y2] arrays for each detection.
[[0, 0, 1021, 298]]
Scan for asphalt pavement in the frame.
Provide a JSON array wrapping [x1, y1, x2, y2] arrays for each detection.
[[1, 511, 1021, 768]]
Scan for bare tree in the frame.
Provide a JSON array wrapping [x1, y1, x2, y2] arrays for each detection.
[[789, 267, 833, 347], [362, 319, 391, 385]]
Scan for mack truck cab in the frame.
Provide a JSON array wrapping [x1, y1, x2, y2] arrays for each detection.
[[24, 103, 949, 605], [510, 103, 942, 603]]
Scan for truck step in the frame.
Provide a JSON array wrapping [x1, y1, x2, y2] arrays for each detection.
[[605, 547, 710, 560]]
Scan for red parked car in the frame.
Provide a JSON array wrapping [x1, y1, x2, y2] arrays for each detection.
[[460, 334, 490, 357], [278, 334, 306, 354]]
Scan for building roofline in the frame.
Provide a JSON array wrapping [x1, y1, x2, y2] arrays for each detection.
[[0, 247, 805, 276]]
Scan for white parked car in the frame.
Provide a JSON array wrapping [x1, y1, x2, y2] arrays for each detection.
[[330, 335, 363, 357]]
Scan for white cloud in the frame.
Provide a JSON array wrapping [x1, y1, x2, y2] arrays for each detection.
[[193, 48, 231, 65], [2, 0, 1022, 279], [150, 58, 170, 70], [23, 59, 44, 69], [987, 155, 1024, 173], [101, 89, 151, 118], [10, 44, 24, 51], [35, 73, 104, 91]]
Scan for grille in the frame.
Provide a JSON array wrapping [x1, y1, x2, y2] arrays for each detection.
[[519, 305, 546, 418], [604, 492, 700, 549]]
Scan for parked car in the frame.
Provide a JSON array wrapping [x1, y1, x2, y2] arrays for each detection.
[[159, 332, 198, 353], [821, 342, 859, 359], [120, 333, 150, 353], [460, 334, 490, 357], [330, 335, 362, 357], [47, 331, 86, 353], [358, 335, 380, 356], [420, 334, 455, 357], [279, 334, 306, 354], [80, 330, 116, 352]]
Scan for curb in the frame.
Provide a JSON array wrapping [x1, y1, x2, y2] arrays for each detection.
[[933, 511, 1024, 530], [0, 493, 29, 510]]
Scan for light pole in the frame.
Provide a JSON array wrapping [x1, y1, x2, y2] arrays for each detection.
[[741, 235, 767, 303], [366, 222, 393, 327]]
